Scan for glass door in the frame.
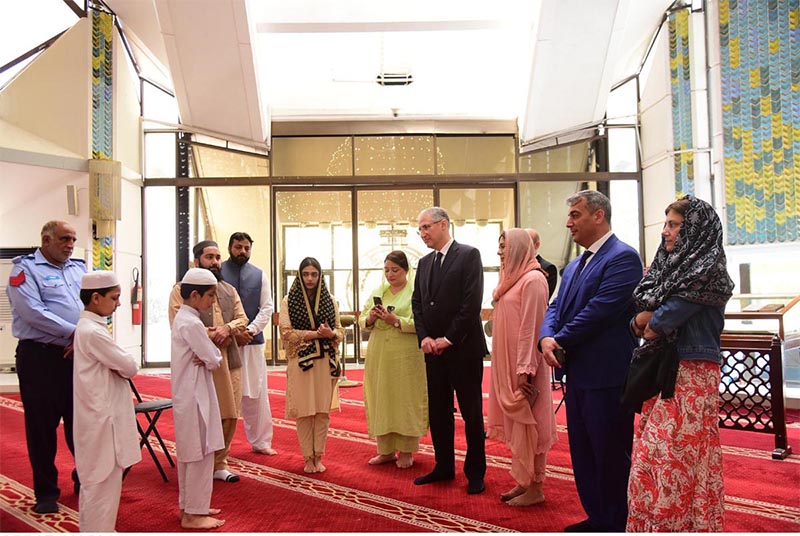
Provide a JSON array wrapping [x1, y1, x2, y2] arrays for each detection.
[[274, 190, 353, 363], [355, 189, 434, 360], [439, 186, 516, 354]]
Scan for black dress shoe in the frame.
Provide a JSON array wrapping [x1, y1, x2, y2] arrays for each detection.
[[564, 519, 594, 532], [32, 501, 59, 514], [413, 471, 455, 485], [467, 479, 485, 495]]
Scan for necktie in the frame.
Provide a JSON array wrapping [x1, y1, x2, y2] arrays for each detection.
[[430, 251, 443, 289], [575, 250, 592, 277]]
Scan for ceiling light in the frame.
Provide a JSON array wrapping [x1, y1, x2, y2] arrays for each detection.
[[376, 73, 413, 86]]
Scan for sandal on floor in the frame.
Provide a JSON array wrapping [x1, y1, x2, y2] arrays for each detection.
[[213, 469, 240, 482]]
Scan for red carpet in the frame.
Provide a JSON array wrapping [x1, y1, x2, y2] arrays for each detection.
[[1, 368, 798, 532]]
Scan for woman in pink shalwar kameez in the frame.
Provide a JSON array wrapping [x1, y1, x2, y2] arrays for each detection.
[[487, 228, 558, 506]]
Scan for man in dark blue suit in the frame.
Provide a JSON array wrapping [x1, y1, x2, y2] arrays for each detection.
[[411, 207, 487, 495], [539, 190, 642, 532]]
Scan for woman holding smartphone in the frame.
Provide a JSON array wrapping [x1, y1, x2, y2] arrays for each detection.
[[359, 250, 428, 469], [487, 228, 557, 506]]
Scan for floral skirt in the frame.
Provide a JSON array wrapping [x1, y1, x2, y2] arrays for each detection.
[[626, 360, 725, 532]]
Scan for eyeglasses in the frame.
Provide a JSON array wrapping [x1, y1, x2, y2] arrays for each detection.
[[417, 220, 443, 235]]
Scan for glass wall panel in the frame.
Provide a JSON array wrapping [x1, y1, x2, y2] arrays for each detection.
[[607, 79, 638, 125], [191, 144, 269, 178], [144, 187, 177, 365], [518, 181, 582, 289], [437, 136, 516, 175], [609, 180, 641, 254], [519, 141, 591, 173], [356, 188, 433, 321], [142, 81, 180, 123], [354, 135, 434, 175], [185, 186, 273, 356], [608, 127, 638, 172], [188, 186, 272, 267], [272, 137, 352, 176], [144, 132, 176, 178], [519, 181, 643, 297], [275, 190, 353, 314], [439, 186, 514, 306]]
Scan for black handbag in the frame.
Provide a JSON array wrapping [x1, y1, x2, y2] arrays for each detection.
[[621, 338, 680, 413]]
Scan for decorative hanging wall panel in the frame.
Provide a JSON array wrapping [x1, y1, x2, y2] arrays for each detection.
[[90, 9, 114, 310], [720, 0, 800, 245], [670, 9, 695, 197]]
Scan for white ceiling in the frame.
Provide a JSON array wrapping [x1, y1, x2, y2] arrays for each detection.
[[104, 0, 671, 149]]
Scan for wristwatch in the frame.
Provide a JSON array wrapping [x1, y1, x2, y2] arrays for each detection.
[[393, 320, 400, 329]]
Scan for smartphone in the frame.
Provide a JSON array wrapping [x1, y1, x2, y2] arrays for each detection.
[[553, 348, 566, 366], [373, 296, 383, 306]]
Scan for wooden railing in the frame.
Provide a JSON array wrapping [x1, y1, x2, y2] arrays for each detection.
[[719, 333, 793, 459]]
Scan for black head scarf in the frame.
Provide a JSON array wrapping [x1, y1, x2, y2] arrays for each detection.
[[286, 257, 340, 376], [634, 195, 734, 311]]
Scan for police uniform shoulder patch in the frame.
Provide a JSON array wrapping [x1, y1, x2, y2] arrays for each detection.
[[70, 257, 87, 265], [9, 269, 25, 287]]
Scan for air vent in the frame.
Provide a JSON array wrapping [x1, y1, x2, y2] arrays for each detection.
[[376, 73, 413, 86]]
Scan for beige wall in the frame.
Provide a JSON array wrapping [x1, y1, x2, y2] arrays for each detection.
[[639, 23, 674, 264], [114, 28, 143, 179], [0, 161, 91, 249], [0, 18, 144, 361], [0, 19, 90, 158]]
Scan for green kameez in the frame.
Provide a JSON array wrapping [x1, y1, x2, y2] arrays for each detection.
[[359, 282, 428, 445]]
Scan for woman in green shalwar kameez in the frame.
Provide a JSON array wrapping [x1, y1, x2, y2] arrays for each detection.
[[359, 250, 429, 469]]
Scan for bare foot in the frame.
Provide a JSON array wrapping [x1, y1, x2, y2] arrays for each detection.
[[181, 514, 225, 530], [396, 452, 414, 469], [507, 486, 545, 507], [179, 508, 221, 521], [303, 459, 317, 473], [314, 457, 326, 473], [500, 485, 526, 502], [253, 447, 278, 455], [368, 453, 397, 465]]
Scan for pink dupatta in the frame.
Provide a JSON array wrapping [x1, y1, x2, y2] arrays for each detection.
[[493, 228, 541, 302]]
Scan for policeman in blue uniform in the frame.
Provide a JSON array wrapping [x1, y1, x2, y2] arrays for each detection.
[[7, 220, 86, 514]]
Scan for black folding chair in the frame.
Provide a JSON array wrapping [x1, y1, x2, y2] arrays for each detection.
[[123, 379, 175, 482], [551, 369, 566, 414]]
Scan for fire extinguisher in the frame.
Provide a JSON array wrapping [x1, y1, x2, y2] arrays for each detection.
[[131, 267, 142, 325]]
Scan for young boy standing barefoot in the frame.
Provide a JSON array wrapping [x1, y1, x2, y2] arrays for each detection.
[[73, 271, 141, 532], [171, 268, 226, 530]]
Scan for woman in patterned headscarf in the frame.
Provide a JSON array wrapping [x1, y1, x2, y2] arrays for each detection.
[[486, 228, 557, 506], [626, 195, 734, 532], [279, 257, 343, 474]]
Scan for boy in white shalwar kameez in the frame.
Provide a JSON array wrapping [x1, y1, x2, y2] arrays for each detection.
[[73, 271, 141, 532], [171, 268, 226, 530]]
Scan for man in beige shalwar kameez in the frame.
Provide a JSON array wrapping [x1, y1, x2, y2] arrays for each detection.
[[169, 240, 248, 483]]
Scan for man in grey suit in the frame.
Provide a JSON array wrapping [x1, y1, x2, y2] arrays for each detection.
[[411, 207, 487, 495], [529, 228, 558, 299]]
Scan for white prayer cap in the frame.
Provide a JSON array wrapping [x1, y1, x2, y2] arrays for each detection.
[[182, 267, 218, 286], [81, 270, 120, 290]]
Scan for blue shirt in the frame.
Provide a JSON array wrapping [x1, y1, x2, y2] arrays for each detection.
[[7, 249, 86, 346], [648, 296, 725, 364]]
